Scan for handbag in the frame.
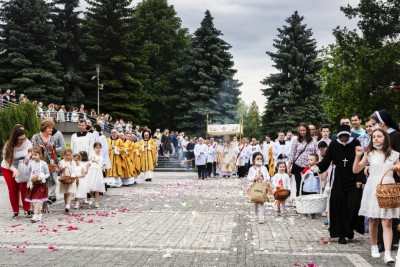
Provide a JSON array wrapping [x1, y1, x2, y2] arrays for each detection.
[[16, 159, 30, 183], [249, 181, 268, 203]]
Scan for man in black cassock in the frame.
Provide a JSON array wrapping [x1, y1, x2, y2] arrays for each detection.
[[314, 125, 365, 244]]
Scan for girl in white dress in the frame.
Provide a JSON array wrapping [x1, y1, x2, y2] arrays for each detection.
[[353, 129, 400, 264], [271, 161, 291, 216], [86, 142, 106, 208], [73, 153, 87, 209], [58, 148, 77, 213]]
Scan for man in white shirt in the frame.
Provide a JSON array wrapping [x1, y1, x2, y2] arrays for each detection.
[[205, 139, 215, 177], [194, 137, 207, 179], [209, 138, 218, 176], [273, 132, 291, 167], [249, 138, 261, 165], [261, 136, 272, 170], [351, 114, 366, 135], [236, 138, 249, 178], [319, 124, 331, 145], [70, 119, 93, 155]]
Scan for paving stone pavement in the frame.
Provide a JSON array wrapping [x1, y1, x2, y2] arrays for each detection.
[[0, 172, 396, 266]]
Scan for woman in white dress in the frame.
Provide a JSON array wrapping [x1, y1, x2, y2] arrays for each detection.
[[353, 129, 400, 264]]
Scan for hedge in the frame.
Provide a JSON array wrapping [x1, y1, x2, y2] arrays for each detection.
[[0, 103, 40, 151]]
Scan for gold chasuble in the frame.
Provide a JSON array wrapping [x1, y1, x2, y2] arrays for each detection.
[[138, 138, 157, 172], [121, 140, 135, 178], [106, 137, 124, 178]]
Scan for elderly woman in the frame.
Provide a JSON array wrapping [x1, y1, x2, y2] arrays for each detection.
[[31, 120, 59, 209], [1, 125, 33, 219], [287, 123, 318, 196]]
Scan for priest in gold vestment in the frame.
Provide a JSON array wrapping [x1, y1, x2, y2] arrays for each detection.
[[137, 130, 157, 181]]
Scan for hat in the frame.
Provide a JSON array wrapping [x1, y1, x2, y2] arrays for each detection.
[[337, 125, 351, 137], [374, 109, 400, 132]]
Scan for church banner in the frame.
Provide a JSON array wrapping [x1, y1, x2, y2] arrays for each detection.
[[207, 124, 242, 136]]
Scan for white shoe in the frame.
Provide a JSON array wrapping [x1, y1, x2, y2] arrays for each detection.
[[371, 246, 380, 258], [94, 203, 99, 208], [74, 202, 80, 209], [30, 215, 37, 223], [384, 254, 395, 264]]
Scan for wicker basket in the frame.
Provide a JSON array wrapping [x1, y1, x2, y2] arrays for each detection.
[[31, 175, 42, 185], [274, 189, 290, 201], [58, 167, 75, 185], [48, 163, 57, 173], [376, 168, 400, 209], [295, 174, 327, 214]]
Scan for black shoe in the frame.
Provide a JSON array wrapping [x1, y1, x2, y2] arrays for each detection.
[[338, 237, 347, 244], [347, 232, 354, 240], [145, 178, 152, 182], [12, 212, 19, 220], [25, 210, 33, 218], [47, 199, 53, 205], [311, 214, 316, 219]]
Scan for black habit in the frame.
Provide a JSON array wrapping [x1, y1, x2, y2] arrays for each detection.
[[317, 138, 365, 238]]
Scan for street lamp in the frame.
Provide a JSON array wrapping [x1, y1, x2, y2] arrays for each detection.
[[95, 64, 100, 114]]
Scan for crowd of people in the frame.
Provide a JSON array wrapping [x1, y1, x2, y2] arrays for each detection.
[[1, 105, 400, 264], [1, 118, 156, 223], [181, 111, 400, 264]]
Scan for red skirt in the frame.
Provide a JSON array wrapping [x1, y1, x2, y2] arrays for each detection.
[[25, 183, 48, 202]]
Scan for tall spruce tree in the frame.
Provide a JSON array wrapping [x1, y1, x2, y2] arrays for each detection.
[[244, 101, 262, 140], [177, 10, 241, 135], [0, 0, 63, 103], [131, 0, 190, 129], [261, 11, 325, 136], [81, 0, 145, 121], [51, 0, 86, 105]]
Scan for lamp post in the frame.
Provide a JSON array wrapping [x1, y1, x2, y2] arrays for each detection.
[[95, 64, 101, 114]]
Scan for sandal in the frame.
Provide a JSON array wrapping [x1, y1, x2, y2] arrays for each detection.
[[25, 210, 33, 218], [12, 212, 19, 219]]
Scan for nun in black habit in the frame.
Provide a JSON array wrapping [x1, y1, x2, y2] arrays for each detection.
[[313, 125, 365, 244]]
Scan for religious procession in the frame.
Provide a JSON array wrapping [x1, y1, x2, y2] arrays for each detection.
[[3, 109, 400, 265]]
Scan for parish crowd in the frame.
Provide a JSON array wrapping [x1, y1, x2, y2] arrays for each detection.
[[1, 118, 156, 223], [186, 111, 400, 264], [2, 107, 400, 264]]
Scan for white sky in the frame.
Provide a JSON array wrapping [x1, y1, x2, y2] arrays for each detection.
[[80, 0, 359, 111]]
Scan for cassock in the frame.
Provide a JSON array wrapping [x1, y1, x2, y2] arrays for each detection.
[[273, 140, 291, 167], [71, 131, 93, 155], [317, 137, 365, 238]]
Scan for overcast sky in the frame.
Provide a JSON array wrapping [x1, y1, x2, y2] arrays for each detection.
[[80, 0, 359, 111]]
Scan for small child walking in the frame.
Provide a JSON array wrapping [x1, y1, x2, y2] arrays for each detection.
[[271, 161, 290, 216], [25, 147, 50, 223], [58, 148, 77, 212], [87, 142, 106, 208], [73, 153, 87, 209], [247, 152, 270, 224], [302, 154, 321, 219]]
